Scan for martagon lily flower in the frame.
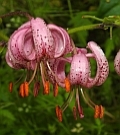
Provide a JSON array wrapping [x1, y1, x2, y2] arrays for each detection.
[[46, 41, 109, 121], [6, 17, 72, 97]]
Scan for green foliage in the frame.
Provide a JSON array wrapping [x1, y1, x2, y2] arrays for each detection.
[[97, 0, 120, 16], [0, 0, 120, 135]]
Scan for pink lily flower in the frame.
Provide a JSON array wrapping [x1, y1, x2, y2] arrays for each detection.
[[6, 17, 72, 97], [47, 41, 109, 121]]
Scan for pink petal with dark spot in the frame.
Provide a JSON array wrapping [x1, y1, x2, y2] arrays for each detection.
[[5, 51, 26, 69], [18, 29, 36, 60], [70, 51, 89, 86], [86, 41, 109, 87], [114, 50, 120, 75], [5, 51, 17, 69], [31, 18, 54, 60], [9, 28, 28, 62]]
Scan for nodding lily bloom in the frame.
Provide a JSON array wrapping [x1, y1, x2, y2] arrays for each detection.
[[5, 17, 72, 96], [47, 41, 109, 121]]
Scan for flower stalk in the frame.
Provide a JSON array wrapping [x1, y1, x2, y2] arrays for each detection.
[[68, 24, 102, 34]]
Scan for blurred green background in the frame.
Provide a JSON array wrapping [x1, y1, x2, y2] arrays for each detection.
[[0, 0, 120, 134]]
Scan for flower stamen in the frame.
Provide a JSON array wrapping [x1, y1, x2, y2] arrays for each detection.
[[19, 83, 25, 97], [44, 80, 50, 94], [9, 82, 13, 93], [94, 105, 100, 118], [24, 81, 29, 96], [64, 78, 71, 92], [76, 88, 84, 118], [53, 83, 58, 97], [73, 106, 77, 120], [33, 82, 40, 97], [55, 106, 62, 122], [100, 105, 104, 118], [28, 63, 38, 85], [19, 82, 29, 97], [61, 89, 74, 112]]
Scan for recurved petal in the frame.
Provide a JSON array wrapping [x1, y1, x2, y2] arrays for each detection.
[[86, 41, 109, 87], [53, 58, 70, 87], [70, 52, 89, 86], [48, 24, 66, 58], [5, 51, 17, 69], [18, 29, 36, 60], [58, 27, 72, 55], [8, 28, 28, 62], [47, 57, 72, 88], [5, 51, 26, 69], [114, 50, 120, 75], [17, 21, 36, 61], [31, 18, 54, 60]]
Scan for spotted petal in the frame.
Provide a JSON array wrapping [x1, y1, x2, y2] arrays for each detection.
[[114, 50, 120, 75], [9, 28, 27, 62], [69, 51, 89, 87], [86, 41, 109, 87], [17, 29, 36, 60], [31, 18, 54, 60]]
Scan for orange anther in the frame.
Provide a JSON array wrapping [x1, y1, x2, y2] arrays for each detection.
[[99, 105, 104, 118], [55, 106, 59, 117], [54, 83, 58, 97], [19, 83, 24, 97], [58, 108, 62, 122], [44, 81, 50, 94], [24, 82, 29, 96], [55, 106, 62, 122], [9, 82, 13, 93], [94, 105, 100, 118], [64, 78, 71, 92]]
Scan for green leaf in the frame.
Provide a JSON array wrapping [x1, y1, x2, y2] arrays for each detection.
[[104, 39, 114, 58], [0, 109, 16, 122], [98, 0, 120, 16]]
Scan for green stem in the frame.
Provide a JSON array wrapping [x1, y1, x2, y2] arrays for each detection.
[[67, 0, 73, 18], [68, 23, 102, 34], [82, 15, 103, 22], [110, 26, 113, 40]]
